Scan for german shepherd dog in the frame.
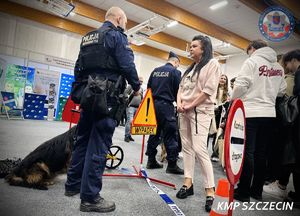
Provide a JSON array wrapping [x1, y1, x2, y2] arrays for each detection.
[[4, 126, 77, 190]]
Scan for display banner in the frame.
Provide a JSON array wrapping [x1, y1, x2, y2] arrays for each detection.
[[56, 73, 74, 120], [45, 55, 75, 68], [4, 64, 35, 108], [34, 69, 60, 105], [0, 58, 7, 91]]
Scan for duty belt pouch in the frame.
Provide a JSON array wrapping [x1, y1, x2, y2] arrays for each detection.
[[108, 95, 127, 123], [80, 75, 108, 116], [71, 80, 87, 104]]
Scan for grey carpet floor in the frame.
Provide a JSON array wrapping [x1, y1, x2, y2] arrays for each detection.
[[0, 118, 299, 216]]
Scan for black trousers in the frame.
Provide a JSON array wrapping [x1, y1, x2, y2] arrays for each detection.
[[279, 164, 300, 197], [146, 100, 179, 162], [237, 117, 276, 197]]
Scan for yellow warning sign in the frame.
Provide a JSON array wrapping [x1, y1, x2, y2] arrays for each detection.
[[131, 89, 157, 135]]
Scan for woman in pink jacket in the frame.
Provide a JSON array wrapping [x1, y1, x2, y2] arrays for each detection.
[[176, 35, 221, 212]]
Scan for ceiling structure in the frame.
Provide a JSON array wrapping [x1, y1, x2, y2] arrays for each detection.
[[1, 0, 300, 65]]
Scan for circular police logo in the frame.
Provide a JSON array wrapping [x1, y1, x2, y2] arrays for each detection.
[[259, 6, 295, 42]]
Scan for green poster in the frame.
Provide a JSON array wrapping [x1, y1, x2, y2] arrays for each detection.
[[4, 64, 35, 108]]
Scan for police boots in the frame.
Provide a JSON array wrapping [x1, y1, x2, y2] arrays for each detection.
[[166, 161, 184, 175], [146, 157, 163, 169]]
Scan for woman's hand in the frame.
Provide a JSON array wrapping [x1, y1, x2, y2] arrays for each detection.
[[177, 104, 185, 113], [183, 103, 194, 111]]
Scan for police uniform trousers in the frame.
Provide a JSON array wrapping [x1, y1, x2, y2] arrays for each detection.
[[146, 99, 179, 162], [179, 108, 215, 189], [65, 110, 116, 202]]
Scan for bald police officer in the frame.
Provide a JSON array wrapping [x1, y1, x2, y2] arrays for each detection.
[[65, 7, 140, 213], [146, 52, 184, 175]]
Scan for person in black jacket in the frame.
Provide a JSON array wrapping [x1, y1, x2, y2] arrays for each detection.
[[146, 52, 183, 174], [282, 49, 300, 207], [264, 49, 300, 208], [284, 49, 300, 96]]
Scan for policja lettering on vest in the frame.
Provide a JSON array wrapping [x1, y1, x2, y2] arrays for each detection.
[[153, 71, 170, 77], [82, 32, 99, 46]]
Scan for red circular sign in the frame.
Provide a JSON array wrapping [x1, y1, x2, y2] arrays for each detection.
[[224, 99, 246, 185]]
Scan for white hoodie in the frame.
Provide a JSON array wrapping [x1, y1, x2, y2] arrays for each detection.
[[232, 47, 286, 118]]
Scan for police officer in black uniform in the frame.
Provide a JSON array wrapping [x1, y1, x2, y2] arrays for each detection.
[[146, 52, 184, 175], [65, 7, 140, 213]]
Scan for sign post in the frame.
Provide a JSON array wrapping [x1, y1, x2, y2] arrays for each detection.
[[131, 88, 157, 167], [104, 89, 176, 189], [224, 99, 246, 216], [130, 89, 175, 188]]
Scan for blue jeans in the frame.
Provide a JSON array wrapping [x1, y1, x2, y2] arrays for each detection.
[[125, 106, 137, 138]]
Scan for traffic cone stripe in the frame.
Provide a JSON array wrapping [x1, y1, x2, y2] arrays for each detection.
[[211, 196, 229, 215], [210, 178, 230, 216]]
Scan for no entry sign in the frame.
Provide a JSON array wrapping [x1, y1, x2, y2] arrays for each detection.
[[224, 99, 246, 185]]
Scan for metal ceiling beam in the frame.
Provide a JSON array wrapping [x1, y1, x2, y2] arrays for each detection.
[[73, 0, 223, 57], [73, 0, 188, 51], [127, 0, 250, 50], [0, 0, 192, 65]]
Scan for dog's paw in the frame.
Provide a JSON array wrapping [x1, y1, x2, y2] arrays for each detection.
[[45, 181, 55, 186]]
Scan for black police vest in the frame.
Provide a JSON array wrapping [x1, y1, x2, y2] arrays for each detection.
[[78, 26, 119, 73]]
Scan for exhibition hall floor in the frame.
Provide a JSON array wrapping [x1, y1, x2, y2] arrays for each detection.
[[0, 119, 298, 216]]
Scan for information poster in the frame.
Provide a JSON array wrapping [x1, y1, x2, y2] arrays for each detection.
[[34, 69, 60, 106], [4, 64, 35, 108]]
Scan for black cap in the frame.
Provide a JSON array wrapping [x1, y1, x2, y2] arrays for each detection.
[[168, 51, 180, 61]]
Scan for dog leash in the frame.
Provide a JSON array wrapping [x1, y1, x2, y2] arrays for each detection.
[[140, 167, 185, 216]]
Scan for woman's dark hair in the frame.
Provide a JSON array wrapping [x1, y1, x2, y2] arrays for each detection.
[[182, 35, 213, 80], [246, 39, 268, 54], [282, 49, 300, 65]]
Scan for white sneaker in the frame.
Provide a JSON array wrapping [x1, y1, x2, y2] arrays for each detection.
[[211, 157, 219, 162], [263, 181, 287, 199], [178, 152, 183, 159]]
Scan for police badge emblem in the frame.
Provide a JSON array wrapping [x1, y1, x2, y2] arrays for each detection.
[[258, 6, 295, 42]]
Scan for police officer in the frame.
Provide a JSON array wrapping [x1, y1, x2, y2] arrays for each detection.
[[146, 52, 184, 175], [65, 7, 140, 213]]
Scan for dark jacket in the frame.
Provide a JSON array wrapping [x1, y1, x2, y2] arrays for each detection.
[[76, 21, 140, 92], [294, 66, 300, 171], [282, 66, 300, 172], [293, 66, 300, 96], [147, 63, 181, 103]]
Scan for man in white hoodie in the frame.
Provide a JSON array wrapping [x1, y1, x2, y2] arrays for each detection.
[[232, 40, 287, 202]]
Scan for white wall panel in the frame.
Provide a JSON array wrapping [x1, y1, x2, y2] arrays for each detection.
[[224, 54, 248, 80], [62, 34, 81, 61], [28, 61, 48, 70], [0, 16, 16, 47], [34, 27, 63, 57], [0, 53, 25, 65], [14, 22, 37, 51], [12, 48, 28, 59], [134, 52, 166, 84], [0, 44, 13, 56], [49, 65, 73, 75]]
